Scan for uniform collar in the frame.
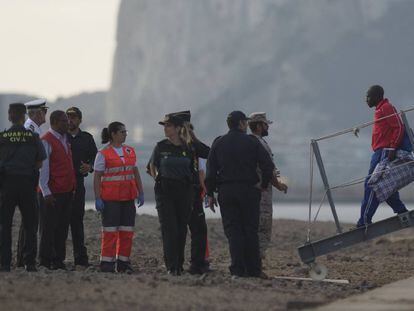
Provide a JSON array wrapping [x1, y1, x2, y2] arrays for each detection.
[[229, 128, 245, 134], [9, 124, 25, 131]]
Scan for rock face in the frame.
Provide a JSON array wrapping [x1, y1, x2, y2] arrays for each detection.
[[108, 0, 414, 195]]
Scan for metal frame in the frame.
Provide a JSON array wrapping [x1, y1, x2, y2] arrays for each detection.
[[299, 210, 414, 264], [298, 109, 414, 265]]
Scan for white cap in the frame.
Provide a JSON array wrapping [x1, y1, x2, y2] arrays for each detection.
[[25, 98, 48, 109]]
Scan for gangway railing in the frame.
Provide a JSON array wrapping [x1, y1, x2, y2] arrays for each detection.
[[298, 108, 414, 280]]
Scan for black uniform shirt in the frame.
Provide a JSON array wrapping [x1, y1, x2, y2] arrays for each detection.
[[0, 125, 46, 176], [205, 129, 274, 195], [68, 129, 98, 179], [150, 139, 210, 184]]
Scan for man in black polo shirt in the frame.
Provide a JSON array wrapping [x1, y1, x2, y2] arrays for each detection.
[[66, 107, 97, 267], [0, 103, 46, 272], [206, 111, 274, 278]]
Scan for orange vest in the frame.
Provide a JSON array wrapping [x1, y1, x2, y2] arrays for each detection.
[[100, 145, 138, 201]]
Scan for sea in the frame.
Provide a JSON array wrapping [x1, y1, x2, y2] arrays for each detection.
[[85, 201, 411, 224]]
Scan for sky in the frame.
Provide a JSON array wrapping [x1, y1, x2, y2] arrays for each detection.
[[0, 0, 120, 100]]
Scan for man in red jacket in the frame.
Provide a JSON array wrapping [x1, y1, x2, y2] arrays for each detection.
[[39, 110, 76, 270], [357, 85, 411, 227]]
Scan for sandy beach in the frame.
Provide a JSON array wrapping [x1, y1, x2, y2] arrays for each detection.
[[1, 210, 413, 311]]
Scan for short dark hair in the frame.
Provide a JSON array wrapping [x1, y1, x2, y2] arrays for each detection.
[[368, 85, 384, 99], [50, 110, 66, 125], [101, 121, 125, 144], [66, 107, 82, 120], [8, 103, 26, 123]]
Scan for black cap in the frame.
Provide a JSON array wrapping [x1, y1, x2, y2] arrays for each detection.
[[159, 110, 191, 126], [66, 107, 82, 119], [227, 110, 249, 123], [172, 110, 191, 123], [9, 103, 27, 114]]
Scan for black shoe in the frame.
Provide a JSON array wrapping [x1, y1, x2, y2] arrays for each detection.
[[116, 260, 134, 273], [51, 262, 66, 270], [100, 261, 115, 273], [188, 265, 203, 275], [167, 269, 181, 276], [248, 271, 269, 279], [24, 264, 37, 272], [74, 258, 90, 267], [0, 265, 11, 272], [39, 262, 51, 270]]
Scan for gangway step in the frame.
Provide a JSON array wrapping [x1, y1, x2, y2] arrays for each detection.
[[298, 210, 414, 264]]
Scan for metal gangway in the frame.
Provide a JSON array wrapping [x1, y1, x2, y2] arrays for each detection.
[[298, 108, 414, 280]]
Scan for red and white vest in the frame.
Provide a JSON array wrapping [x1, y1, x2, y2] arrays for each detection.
[[100, 145, 138, 201], [42, 131, 76, 194]]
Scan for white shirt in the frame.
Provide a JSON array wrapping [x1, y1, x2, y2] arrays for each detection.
[[39, 129, 71, 197], [24, 118, 44, 136], [94, 146, 125, 172]]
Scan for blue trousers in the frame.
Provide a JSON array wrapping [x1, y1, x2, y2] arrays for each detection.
[[357, 149, 408, 226]]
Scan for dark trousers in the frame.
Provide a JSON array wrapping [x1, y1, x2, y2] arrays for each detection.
[[218, 183, 262, 277], [0, 175, 37, 267], [16, 192, 40, 267], [155, 179, 193, 272], [188, 188, 208, 269], [70, 180, 88, 265], [357, 149, 408, 226], [39, 192, 73, 266]]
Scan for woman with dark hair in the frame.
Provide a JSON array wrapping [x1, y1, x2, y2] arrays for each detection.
[[93, 121, 144, 273], [149, 111, 210, 275]]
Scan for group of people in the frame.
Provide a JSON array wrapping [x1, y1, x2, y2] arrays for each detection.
[[0, 101, 97, 272], [0, 84, 408, 277], [0, 98, 287, 277]]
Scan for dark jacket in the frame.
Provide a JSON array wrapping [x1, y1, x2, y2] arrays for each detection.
[[0, 125, 46, 176], [205, 129, 274, 195], [150, 139, 210, 184], [68, 129, 97, 180]]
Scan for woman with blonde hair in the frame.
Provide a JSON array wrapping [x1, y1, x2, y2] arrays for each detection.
[[149, 111, 209, 275]]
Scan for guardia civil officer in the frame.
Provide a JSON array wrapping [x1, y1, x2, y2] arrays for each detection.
[[0, 103, 46, 272], [205, 111, 274, 278], [66, 107, 97, 267], [16, 98, 48, 267], [149, 111, 209, 275]]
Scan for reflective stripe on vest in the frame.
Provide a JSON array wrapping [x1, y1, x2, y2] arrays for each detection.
[[100, 145, 138, 201], [101, 174, 135, 182], [104, 165, 135, 174]]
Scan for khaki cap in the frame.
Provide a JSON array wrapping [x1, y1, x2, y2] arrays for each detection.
[[248, 112, 273, 124]]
